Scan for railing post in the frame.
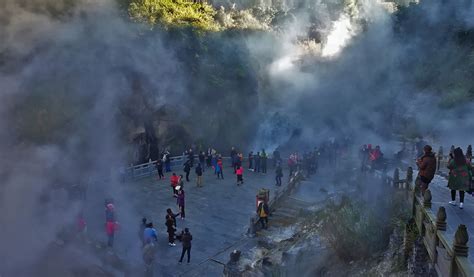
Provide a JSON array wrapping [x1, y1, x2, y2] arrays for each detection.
[[453, 224, 469, 257], [423, 189, 432, 208], [436, 206, 447, 231], [433, 206, 447, 271]]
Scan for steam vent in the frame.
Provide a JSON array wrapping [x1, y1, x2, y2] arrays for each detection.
[[1, 0, 474, 276]]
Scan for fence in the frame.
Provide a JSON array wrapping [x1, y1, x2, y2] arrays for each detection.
[[120, 156, 276, 181], [247, 170, 303, 236], [392, 167, 473, 277]]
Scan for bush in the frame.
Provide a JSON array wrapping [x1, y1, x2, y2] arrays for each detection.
[[128, 0, 219, 31], [319, 193, 410, 261]]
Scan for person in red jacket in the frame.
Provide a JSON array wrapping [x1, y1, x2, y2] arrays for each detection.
[[236, 165, 244, 186], [170, 173, 179, 196], [105, 203, 118, 247], [216, 158, 224, 179]]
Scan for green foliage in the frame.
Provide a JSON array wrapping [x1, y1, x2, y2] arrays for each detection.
[[318, 191, 410, 262], [128, 0, 219, 31]]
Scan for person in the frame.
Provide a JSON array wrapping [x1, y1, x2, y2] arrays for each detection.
[[143, 222, 158, 244], [416, 145, 437, 195], [163, 150, 171, 172], [178, 175, 185, 191], [369, 146, 381, 169], [166, 216, 176, 246], [236, 165, 244, 186], [195, 163, 203, 187], [257, 201, 269, 229], [206, 148, 212, 167], [105, 203, 118, 247], [156, 160, 164, 180], [166, 208, 180, 227], [178, 228, 193, 264], [216, 158, 224, 179], [232, 154, 239, 173], [183, 160, 191, 182], [448, 148, 472, 209], [254, 152, 261, 173], [275, 163, 283, 186], [177, 189, 186, 219], [236, 153, 243, 173], [261, 150, 267, 173], [199, 152, 205, 171], [139, 217, 147, 245], [248, 151, 254, 171], [170, 173, 179, 196], [467, 145, 472, 162]]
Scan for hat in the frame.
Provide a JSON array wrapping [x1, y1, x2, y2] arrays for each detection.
[[175, 186, 181, 191]]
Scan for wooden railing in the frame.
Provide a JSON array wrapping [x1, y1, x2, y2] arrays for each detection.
[[247, 170, 303, 236], [119, 155, 204, 181], [394, 167, 473, 277]]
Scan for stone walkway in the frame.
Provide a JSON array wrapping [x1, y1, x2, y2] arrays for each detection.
[[425, 174, 474, 263], [83, 163, 288, 276]]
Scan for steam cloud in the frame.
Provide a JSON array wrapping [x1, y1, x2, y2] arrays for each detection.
[[0, 0, 473, 274]]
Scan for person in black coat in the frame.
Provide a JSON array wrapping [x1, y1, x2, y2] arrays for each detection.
[[195, 163, 203, 187], [166, 208, 179, 227], [206, 148, 212, 167], [183, 160, 191, 182], [254, 152, 261, 173], [178, 228, 193, 264], [275, 164, 283, 186], [166, 217, 176, 246], [248, 151, 254, 170], [156, 160, 164, 179]]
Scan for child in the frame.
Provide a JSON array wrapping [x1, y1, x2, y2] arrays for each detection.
[[236, 165, 244, 186]]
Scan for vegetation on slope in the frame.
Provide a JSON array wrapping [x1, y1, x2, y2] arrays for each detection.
[[128, 0, 219, 31]]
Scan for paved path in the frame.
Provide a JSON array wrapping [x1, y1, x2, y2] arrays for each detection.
[[83, 163, 288, 276], [424, 174, 474, 263]]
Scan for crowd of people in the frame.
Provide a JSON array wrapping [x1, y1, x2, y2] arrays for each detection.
[[71, 139, 474, 274], [415, 144, 473, 209], [359, 144, 385, 171], [132, 145, 280, 268], [76, 140, 356, 271]]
